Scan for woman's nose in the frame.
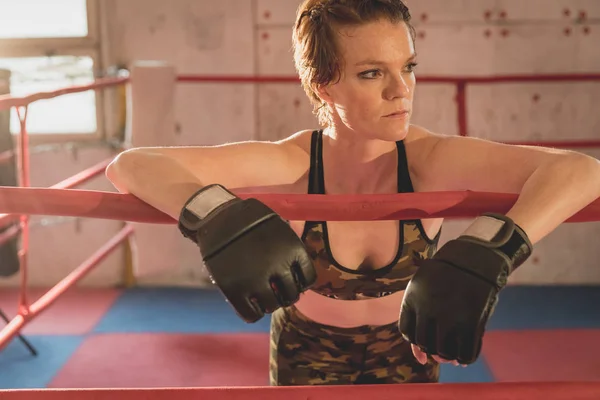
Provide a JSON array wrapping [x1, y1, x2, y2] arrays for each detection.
[[385, 74, 411, 100]]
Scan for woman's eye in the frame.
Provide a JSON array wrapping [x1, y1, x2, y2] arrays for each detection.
[[405, 62, 418, 72], [359, 69, 381, 79]]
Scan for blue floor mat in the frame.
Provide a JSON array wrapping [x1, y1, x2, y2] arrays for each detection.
[[0, 335, 84, 389], [488, 285, 600, 330], [93, 287, 272, 333]]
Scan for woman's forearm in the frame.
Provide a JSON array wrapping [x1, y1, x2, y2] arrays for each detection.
[[106, 150, 205, 220], [506, 153, 600, 244]]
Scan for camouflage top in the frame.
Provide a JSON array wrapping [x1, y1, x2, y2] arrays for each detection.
[[303, 130, 440, 301], [302, 220, 439, 300]]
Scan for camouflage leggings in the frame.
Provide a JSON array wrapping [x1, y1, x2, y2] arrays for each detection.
[[269, 306, 439, 386]]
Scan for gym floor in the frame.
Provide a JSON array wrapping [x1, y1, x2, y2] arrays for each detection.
[[0, 285, 599, 389]]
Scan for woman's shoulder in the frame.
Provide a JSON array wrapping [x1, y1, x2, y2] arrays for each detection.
[[403, 125, 447, 188], [404, 124, 446, 145], [276, 128, 317, 156]]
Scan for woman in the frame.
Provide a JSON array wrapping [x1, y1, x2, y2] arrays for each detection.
[[106, 0, 600, 386]]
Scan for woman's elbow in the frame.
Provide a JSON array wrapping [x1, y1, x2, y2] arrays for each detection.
[[106, 149, 146, 193]]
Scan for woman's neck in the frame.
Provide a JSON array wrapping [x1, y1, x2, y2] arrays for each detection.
[[323, 126, 395, 163], [321, 126, 398, 194]]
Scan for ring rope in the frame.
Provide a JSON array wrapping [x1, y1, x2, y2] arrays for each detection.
[[0, 187, 598, 223]]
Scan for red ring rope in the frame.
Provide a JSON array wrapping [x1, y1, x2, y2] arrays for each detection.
[[176, 73, 600, 84], [0, 187, 598, 223], [1, 381, 600, 400], [0, 77, 129, 110]]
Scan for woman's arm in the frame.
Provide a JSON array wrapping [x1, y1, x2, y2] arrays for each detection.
[[411, 127, 600, 242], [106, 150, 209, 220], [402, 126, 600, 366], [504, 154, 600, 243], [106, 140, 309, 220]]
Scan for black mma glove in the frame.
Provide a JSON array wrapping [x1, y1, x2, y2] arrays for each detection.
[[178, 184, 316, 323], [399, 213, 532, 365]]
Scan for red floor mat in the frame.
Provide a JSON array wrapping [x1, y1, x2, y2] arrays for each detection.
[[48, 333, 271, 388], [0, 288, 121, 335], [483, 329, 600, 382]]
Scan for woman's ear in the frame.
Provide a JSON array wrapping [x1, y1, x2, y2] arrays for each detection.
[[314, 83, 332, 104]]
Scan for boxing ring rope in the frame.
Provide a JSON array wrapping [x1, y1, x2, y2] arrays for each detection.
[[0, 187, 599, 224], [0, 160, 112, 245], [0, 65, 599, 399], [0, 77, 129, 110], [3, 381, 600, 400]]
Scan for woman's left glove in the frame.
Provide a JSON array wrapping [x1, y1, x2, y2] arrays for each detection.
[[398, 213, 532, 365]]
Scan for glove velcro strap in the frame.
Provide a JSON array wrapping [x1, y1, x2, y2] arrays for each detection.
[[433, 240, 511, 290], [459, 213, 533, 272], [185, 184, 238, 220], [178, 184, 239, 242]]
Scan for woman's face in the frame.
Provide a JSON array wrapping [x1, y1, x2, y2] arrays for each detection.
[[320, 19, 417, 142]]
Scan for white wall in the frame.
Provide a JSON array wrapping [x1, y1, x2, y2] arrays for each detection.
[[3, 0, 599, 288]]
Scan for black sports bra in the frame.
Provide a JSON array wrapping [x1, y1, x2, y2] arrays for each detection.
[[301, 130, 440, 300]]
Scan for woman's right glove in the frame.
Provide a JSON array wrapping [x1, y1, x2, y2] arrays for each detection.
[[178, 184, 316, 323]]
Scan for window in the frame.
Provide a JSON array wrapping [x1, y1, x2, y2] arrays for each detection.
[[0, 0, 89, 39], [0, 56, 97, 134], [0, 0, 101, 140]]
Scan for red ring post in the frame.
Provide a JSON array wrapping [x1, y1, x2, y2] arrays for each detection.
[[0, 77, 130, 351]]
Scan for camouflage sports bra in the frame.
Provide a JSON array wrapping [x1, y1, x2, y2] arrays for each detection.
[[301, 130, 441, 301]]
